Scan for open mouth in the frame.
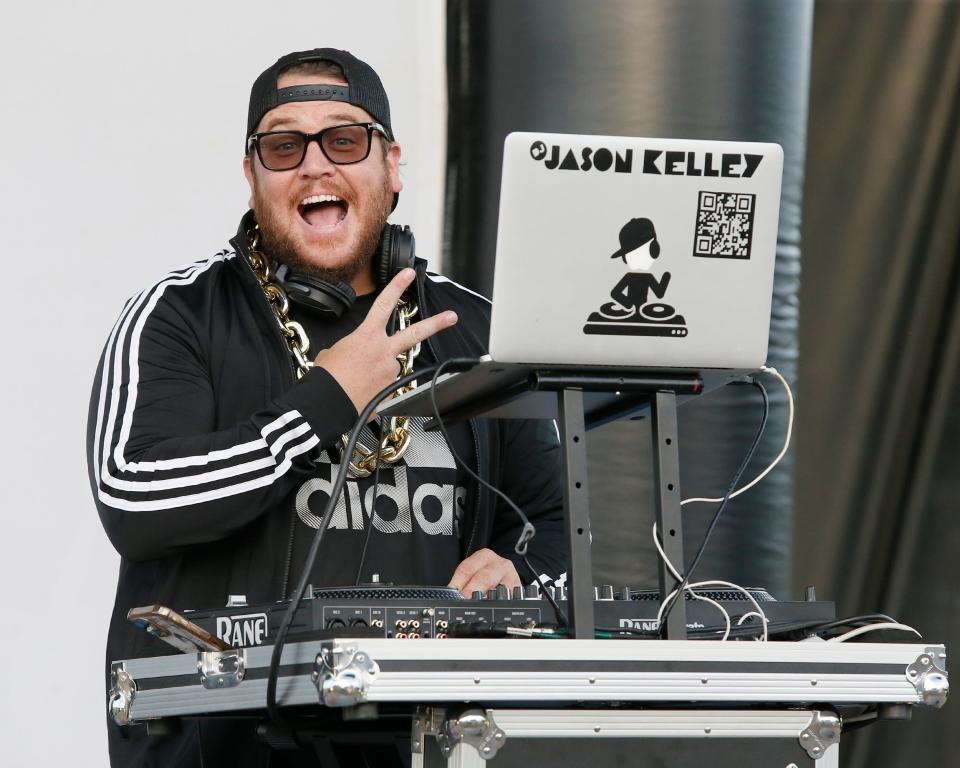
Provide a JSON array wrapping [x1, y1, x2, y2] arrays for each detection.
[[298, 194, 348, 229]]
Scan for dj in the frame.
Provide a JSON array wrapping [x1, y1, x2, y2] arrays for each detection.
[[86, 48, 565, 766]]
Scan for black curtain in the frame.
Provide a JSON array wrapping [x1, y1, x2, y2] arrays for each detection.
[[797, 1, 960, 764], [444, 0, 812, 597], [443, 0, 960, 761]]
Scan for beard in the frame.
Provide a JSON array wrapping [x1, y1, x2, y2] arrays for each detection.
[[252, 170, 394, 287]]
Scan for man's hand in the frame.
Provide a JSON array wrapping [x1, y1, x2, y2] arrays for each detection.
[[448, 549, 521, 597], [313, 268, 457, 414]]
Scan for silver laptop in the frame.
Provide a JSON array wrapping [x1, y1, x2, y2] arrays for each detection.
[[381, 131, 783, 418], [491, 131, 782, 369]]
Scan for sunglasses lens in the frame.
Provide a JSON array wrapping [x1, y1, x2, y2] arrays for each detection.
[[258, 133, 306, 170], [321, 124, 371, 164]]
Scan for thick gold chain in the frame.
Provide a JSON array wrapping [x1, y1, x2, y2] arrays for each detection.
[[245, 226, 419, 478]]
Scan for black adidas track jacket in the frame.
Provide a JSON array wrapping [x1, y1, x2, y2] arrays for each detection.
[[86, 220, 565, 764]]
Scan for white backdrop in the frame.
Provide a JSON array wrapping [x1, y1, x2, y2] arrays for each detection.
[[0, 2, 446, 763]]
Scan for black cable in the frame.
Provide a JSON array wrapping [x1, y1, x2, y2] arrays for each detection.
[[353, 417, 385, 586], [658, 380, 770, 637], [426, 360, 565, 623], [266, 364, 441, 727], [355, 300, 401, 586], [428, 359, 536, 559], [522, 553, 568, 627]]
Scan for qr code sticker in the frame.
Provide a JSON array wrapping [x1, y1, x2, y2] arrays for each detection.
[[693, 191, 756, 259]]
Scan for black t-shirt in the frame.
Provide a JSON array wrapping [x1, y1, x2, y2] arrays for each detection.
[[287, 291, 473, 588]]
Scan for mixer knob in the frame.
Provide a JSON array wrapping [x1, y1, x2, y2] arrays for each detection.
[[557, 586, 567, 601], [600, 585, 615, 601], [619, 586, 633, 601], [496, 584, 510, 601], [487, 588, 498, 601], [546, 586, 556, 600], [472, 591, 485, 601], [523, 584, 540, 600], [511, 586, 523, 601]]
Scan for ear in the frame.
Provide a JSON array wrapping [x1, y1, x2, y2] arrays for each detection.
[[242, 154, 256, 209], [386, 142, 403, 194], [650, 239, 661, 259]]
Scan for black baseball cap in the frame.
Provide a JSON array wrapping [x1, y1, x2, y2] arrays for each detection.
[[246, 48, 394, 147], [611, 218, 659, 259]]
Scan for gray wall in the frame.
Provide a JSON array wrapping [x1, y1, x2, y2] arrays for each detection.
[[0, 3, 447, 764]]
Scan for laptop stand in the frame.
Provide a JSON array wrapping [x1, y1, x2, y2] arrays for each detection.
[[422, 368, 704, 639]]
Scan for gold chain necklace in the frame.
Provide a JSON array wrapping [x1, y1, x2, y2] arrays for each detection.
[[245, 225, 420, 478]]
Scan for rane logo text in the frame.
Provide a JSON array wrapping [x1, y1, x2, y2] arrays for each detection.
[[216, 613, 268, 647]]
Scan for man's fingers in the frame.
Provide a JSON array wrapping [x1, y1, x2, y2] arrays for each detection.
[[449, 549, 520, 597], [448, 562, 478, 594], [460, 562, 522, 597], [366, 268, 417, 327], [390, 311, 457, 354], [362, 269, 457, 350], [448, 548, 497, 592]]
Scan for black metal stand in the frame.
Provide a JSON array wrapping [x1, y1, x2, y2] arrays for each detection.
[[521, 372, 699, 639], [556, 389, 595, 638], [417, 366, 703, 640], [651, 391, 687, 639]]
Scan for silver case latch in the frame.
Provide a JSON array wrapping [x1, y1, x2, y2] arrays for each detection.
[[313, 641, 380, 707], [799, 710, 841, 760], [199, 649, 246, 690], [109, 662, 137, 726], [906, 645, 949, 707], [437, 708, 507, 761]]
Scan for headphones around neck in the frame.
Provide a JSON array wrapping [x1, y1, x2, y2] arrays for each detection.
[[275, 223, 416, 320]]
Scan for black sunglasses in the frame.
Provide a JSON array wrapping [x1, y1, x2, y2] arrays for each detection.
[[246, 122, 388, 171]]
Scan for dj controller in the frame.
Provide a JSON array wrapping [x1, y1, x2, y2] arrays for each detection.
[[168, 584, 836, 648]]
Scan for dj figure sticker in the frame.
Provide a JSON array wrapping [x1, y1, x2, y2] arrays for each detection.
[[583, 217, 688, 337]]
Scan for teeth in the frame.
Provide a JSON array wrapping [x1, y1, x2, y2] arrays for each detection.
[[301, 194, 342, 206]]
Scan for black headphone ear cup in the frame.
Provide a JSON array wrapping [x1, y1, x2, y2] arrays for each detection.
[[375, 224, 417, 289], [280, 273, 356, 319], [651, 239, 661, 259], [394, 225, 416, 273], [375, 225, 394, 289]]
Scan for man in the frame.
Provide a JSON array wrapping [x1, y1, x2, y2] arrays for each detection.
[[87, 48, 564, 766]]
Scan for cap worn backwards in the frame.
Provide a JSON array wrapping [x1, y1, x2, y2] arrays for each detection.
[[611, 218, 659, 260], [246, 48, 394, 147]]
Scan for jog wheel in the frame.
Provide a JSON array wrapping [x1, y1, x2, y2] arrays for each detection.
[[597, 301, 637, 320], [639, 302, 676, 321]]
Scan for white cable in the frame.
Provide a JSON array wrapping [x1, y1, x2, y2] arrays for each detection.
[[652, 523, 768, 641], [827, 623, 922, 643], [736, 611, 767, 640], [655, 581, 732, 640], [681, 365, 793, 506]]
